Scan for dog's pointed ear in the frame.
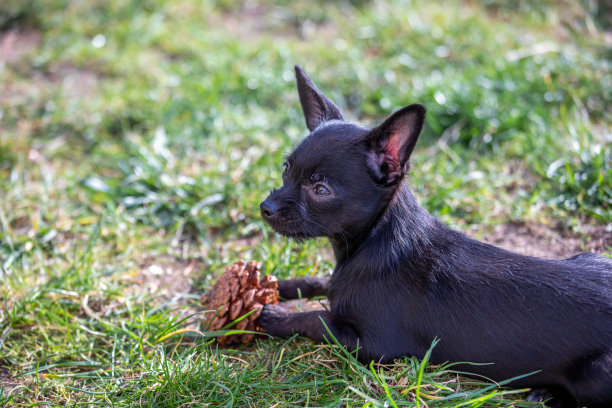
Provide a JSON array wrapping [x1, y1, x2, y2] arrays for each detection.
[[295, 65, 344, 131], [366, 104, 426, 185]]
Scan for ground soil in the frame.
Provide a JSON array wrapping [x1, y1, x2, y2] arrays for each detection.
[[0, 27, 40, 64], [479, 220, 611, 259], [133, 257, 201, 299], [0, 367, 21, 392]]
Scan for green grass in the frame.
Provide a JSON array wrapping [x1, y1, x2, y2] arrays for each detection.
[[0, 0, 610, 406]]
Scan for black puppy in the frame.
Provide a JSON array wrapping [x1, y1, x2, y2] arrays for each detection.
[[259, 65, 612, 408]]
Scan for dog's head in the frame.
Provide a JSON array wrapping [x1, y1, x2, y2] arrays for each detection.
[[260, 65, 426, 242]]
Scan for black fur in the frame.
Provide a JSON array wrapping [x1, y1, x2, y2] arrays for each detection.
[[259, 65, 612, 407]]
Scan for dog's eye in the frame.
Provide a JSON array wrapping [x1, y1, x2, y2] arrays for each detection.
[[314, 184, 330, 196], [283, 161, 290, 175]]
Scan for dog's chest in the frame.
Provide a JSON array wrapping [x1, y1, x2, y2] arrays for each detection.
[[329, 277, 414, 330]]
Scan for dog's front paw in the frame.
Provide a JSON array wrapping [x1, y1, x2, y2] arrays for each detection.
[[526, 388, 574, 408], [259, 304, 291, 337]]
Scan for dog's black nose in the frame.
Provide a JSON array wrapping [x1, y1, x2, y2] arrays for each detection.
[[260, 199, 279, 220]]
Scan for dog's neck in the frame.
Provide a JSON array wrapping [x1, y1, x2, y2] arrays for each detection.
[[329, 183, 440, 265]]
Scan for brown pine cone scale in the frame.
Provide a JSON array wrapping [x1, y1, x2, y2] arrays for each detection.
[[201, 260, 278, 345]]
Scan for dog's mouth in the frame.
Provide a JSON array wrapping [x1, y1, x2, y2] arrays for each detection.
[[262, 216, 319, 241], [278, 229, 313, 240], [265, 219, 304, 236]]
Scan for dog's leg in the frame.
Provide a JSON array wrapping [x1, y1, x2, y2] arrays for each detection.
[[566, 350, 612, 407], [259, 304, 357, 347], [277, 277, 329, 299], [526, 387, 576, 408]]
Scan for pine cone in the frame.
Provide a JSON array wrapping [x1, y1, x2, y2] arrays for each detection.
[[201, 260, 278, 345]]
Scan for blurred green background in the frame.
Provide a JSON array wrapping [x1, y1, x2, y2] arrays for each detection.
[[0, 0, 610, 406]]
